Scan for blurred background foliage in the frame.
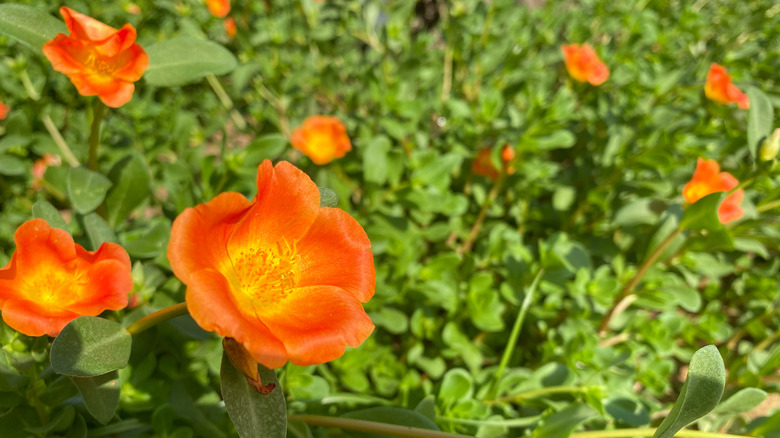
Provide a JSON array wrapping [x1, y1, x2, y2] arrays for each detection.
[[1, 0, 780, 436]]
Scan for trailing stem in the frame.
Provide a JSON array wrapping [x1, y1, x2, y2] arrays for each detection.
[[458, 175, 505, 255], [598, 227, 684, 335], [486, 269, 545, 400], [288, 414, 471, 438], [126, 302, 189, 336], [87, 101, 107, 171]]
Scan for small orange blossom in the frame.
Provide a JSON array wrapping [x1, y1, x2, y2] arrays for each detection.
[[472, 145, 515, 181], [223, 17, 237, 38], [42, 7, 149, 108], [168, 160, 375, 368], [0, 219, 132, 337], [704, 63, 749, 109], [291, 116, 353, 165], [561, 43, 609, 86], [207, 0, 231, 18], [0, 101, 8, 120], [31, 154, 61, 191], [682, 158, 744, 224]]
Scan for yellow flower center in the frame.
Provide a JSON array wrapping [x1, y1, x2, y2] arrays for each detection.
[[24, 261, 86, 309], [230, 239, 301, 313], [84, 52, 116, 76]]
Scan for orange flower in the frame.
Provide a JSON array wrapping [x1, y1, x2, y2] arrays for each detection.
[[206, 0, 231, 18], [223, 17, 237, 38], [705, 63, 749, 109], [472, 145, 515, 180], [561, 43, 609, 86], [682, 158, 744, 224], [0, 101, 8, 120], [291, 116, 352, 165], [168, 160, 375, 368], [42, 7, 149, 108], [32, 154, 62, 190], [0, 219, 132, 337]]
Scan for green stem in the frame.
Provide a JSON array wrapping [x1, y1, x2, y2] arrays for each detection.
[[20, 69, 40, 101], [754, 325, 780, 352], [287, 414, 471, 438], [457, 175, 505, 255], [487, 269, 545, 400], [570, 428, 750, 438], [489, 385, 589, 405], [206, 74, 247, 130], [756, 198, 780, 213], [126, 303, 189, 336], [598, 227, 684, 335], [87, 101, 107, 171], [41, 114, 79, 167]]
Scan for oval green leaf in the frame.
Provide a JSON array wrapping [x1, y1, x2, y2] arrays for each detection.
[[51, 316, 132, 377], [32, 199, 68, 232], [0, 4, 66, 54], [747, 87, 774, 161], [144, 37, 238, 87], [652, 345, 726, 438], [220, 351, 286, 438], [67, 167, 113, 214], [679, 192, 726, 231], [69, 371, 120, 424], [105, 154, 150, 228]]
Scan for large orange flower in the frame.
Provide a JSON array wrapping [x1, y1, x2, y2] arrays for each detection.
[[291, 116, 352, 165], [561, 43, 609, 86], [704, 63, 749, 109], [168, 160, 375, 368], [42, 7, 149, 108], [472, 145, 515, 181], [0, 219, 132, 337], [206, 0, 231, 18], [682, 158, 744, 224]]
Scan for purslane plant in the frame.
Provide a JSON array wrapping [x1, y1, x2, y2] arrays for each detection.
[[0, 2, 777, 437]]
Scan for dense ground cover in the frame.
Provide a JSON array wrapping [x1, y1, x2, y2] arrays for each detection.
[[0, 0, 779, 437]]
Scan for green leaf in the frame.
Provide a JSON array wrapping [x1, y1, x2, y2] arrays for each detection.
[[341, 407, 440, 438], [438, 368, 472, 410], [535, 130, 576, 150], [679, 192, 725, 231], [32, 200, 68, 231], [0, 155, 25, 176], [51, 316, 132, 377], [532, 404, 598, 438], [652, 345, 726, 438], [67, 167, 113, 214], [467, 272, 505, 332], [121, 221, 170, 258], [69, 371, 120, 424], [0, 4, 66, 54], [220, 351, 286, 438], [145, 37, 238, 87], [363, 135, 391, 185], [746, 87, 774, 161], [105, 154, 150, 228], [82, 213, 116, 251], [711, 388, 767, 416], [243, 134, 287, 164], [64, 414, 87, 438], [319, 187, 338, 208]]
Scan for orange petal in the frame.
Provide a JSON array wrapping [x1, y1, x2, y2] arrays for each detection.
[[113, 45, 150, 82], [93, 25, 137, 58], [96, 81, 135, 108], [1, 299, 78, 337], [227, 161, 320, 255], [11, 219, 77, 277], [66, 259, 133, 314], [60, 7, 118, 41], [296, 208, 375, 302], [169, 191, 251, 285], [260, 285, 374, 366], [186, 269, 288, 368], [719, 190, 744, 224]]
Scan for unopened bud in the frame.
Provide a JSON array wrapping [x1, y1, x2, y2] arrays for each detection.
[[759, 128, 780, 161]]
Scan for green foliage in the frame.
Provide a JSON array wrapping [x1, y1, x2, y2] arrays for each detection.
[[50, 317, 131, 377], [0, 0, 779, 436]]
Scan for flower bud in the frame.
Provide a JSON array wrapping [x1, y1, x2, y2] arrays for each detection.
[[759, 128, 780, 161]]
